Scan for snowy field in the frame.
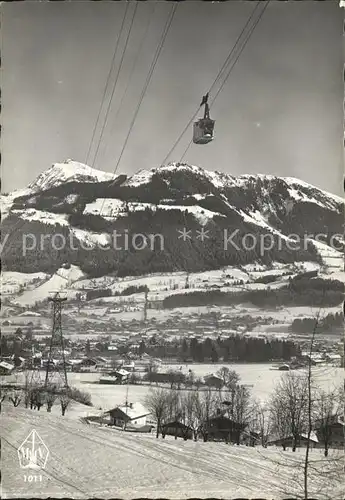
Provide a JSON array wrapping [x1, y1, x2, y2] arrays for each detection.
[[1, 404, 343, 499], [2, 253, 343, 310], [2, 365, 342, 414]]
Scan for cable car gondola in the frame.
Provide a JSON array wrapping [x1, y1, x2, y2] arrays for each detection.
[[193, 93, 215, 145]]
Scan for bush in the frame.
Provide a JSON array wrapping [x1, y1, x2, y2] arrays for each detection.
[[121, 285, 149, 296], [68, 386, 92, 406], [86, 288, 112, 301]]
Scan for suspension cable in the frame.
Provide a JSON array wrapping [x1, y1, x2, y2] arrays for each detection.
[[103, 3, 177, 193], [84, 2, 130, 166], [1, 3, 174, 260], [179, 0, 270, 163], [211, 0, 270, 108], [101, 2, 157, 164], [161, 0, 266, 166], [1, 3, 137, 261], [91, 1, 139, 169]]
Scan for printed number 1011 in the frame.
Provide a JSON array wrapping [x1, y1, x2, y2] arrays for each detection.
[[23, 474, 43, 483]]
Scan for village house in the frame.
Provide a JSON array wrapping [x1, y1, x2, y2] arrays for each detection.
[[203, 374, 224, 390], [0, 360, 15, 375], [79, 357, 98, 372], [314, 415, 345, 449], [324, 353, 342, 366], [161, 421, 194, 440], [267, 432, 320, 450], [300, 352, 325, 365], [121, 360, 135, 372], [106, 402, 151, 429], [99, 368, 130, 384], [206, 411, 247, 444]]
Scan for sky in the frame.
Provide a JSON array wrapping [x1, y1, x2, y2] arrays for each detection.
[[1, 1, 344, 195]]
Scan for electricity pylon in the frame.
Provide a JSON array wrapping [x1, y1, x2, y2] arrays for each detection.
[[44, 292, 68, 390]]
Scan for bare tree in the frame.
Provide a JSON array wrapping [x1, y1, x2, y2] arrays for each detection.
[[184, 369, 195, 388], [313, 386, 343, 457], [181, 391, 202, 441], [269, 392, 290, 450], [9, 390, 22, 407], [30, 389, 44, 410], [145, 388, 169, 438], [303, 302, 325, 500], [222, 384, 251, 445], [194, 388, 217, 442], [270, 372, 309, 452], [0, 387, 9, 404], [248, 399, 272, 447], [60, 393, 70, 416], [166, 370, 185, 390], [23, 370, 34, 408], [46, 390, 57, 412], [216, 367, 240, 388], [165, 389, 181, 421]]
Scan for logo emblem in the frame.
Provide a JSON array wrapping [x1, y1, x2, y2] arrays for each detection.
[[17, 430, 49, 470]]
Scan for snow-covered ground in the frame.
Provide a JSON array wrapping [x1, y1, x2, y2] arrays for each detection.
[[84, 198, 224, 225], [2, 365, 342, 413], [1, 404, 343, 499], [2, 255, 343, 331], [1, 271, 49, 296], [311, 240, 343, 270], [12, 266, 84, 307], [1, 187, 33, 221], [11, 208, 69, 227]]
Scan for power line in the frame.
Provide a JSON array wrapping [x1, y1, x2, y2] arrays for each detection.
[[84, 2, 130, 166], [91, 1, 139, 170]]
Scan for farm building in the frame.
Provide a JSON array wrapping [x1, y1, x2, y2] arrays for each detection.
[[203, 374, 224, 389], [111, 368, 130, 382], [300, 352, 325, 365], [99, 369, 130, 385], [324, 353, 342, 366], [206, 412, 247, 444], [278, 364, 290, 371], [314, 415, 345, 449], [161, 421, 194, 440], [121, 360, 135, 372], [267, 432, 320, 449], [106, 402, 151, 429], [0, 361, 15, 375], [79, 358, 98, 372]]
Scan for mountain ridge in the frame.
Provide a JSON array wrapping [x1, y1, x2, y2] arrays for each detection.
[[1, 160, 343, 279]]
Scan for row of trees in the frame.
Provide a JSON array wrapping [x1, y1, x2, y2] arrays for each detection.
[[1, 385, 71, 416], [144, 366, 343, 459], [144, 374, 251, 442], [163, 279, 344, 309], [291, 312, 343, 334], [138, 335, 300, 363], [1, 371, 93, 416]]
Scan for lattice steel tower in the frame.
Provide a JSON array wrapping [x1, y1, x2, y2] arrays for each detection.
[[44, 292, 68, 390]]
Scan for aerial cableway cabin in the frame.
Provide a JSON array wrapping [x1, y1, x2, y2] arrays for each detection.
[[193, 93, 215, 144]]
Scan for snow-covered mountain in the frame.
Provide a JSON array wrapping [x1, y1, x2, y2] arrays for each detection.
[[1, 160, 343, 279], [28, 159, 117, 192]]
